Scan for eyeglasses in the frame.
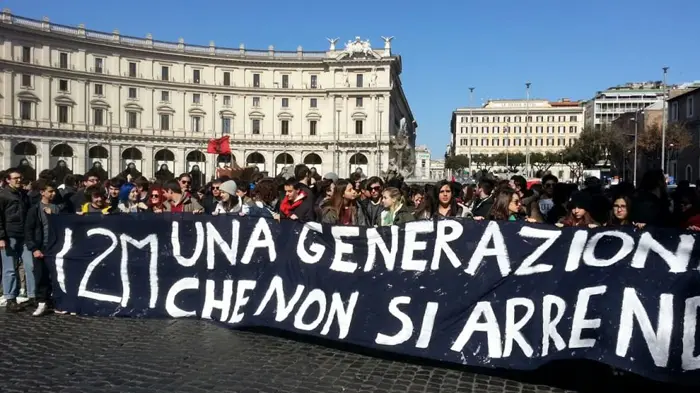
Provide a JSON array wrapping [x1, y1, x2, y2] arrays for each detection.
[[370, 186, 382, 192]]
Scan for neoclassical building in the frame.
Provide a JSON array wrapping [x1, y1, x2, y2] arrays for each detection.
[[0, 9, 415, 179]]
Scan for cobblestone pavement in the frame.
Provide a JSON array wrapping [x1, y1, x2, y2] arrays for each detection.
[[0, 311, 689, 393]]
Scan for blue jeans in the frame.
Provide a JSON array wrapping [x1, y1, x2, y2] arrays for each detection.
[[1, 237, 35, 300]]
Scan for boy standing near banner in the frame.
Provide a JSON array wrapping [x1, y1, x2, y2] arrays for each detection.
[[24, 180, 59, 316]]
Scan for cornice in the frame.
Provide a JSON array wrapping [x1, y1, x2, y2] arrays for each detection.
[[1, 21, 397, 69], [0, 60, 394, 96]]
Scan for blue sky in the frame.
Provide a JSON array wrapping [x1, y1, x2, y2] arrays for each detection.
[[5, 0, 698, 157]]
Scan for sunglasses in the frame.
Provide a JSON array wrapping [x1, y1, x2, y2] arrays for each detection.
[[150, 194, 160, 198], [369, 186, 382, 192], [212, 186, 219, 190], [180, 180, 190, 184]]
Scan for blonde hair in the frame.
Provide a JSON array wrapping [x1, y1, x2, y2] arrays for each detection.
[[383, 187, 405, 210]]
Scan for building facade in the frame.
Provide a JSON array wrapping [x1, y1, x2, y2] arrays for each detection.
[[429, 159, 445, 181], [451, 99, 584, 156], [0, 10, 415, 179], [668, 87, 700, 182], [450, 98, 584, 179], [584, 82, 666, 130], [413, 145, 431, 179]]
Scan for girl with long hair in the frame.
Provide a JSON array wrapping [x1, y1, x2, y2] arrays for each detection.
[[557, 192, 599, 228], [213, 180, 242, 214], [488, 188, 522, 221], [608, 195, 632, 226], [379, 187, 414, 226], [433, 180, 462, 218], [147, 187, 168, 213], [321, 179, 366, 225]]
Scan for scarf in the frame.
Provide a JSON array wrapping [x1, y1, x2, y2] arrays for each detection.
[[280, 193, 305, 217]]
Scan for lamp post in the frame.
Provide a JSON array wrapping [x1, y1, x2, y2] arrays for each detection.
[[661, 66, 669, 173], [629, 111, 641, 187], [468, 87, 475, 177], [525, 82, 531, 178]]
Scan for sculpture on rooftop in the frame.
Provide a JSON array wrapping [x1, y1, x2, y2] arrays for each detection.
[[326, 37, 339, 51], [344, 37, 372, 56]]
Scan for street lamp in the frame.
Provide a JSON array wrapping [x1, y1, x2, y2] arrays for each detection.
[[468, 87, 475, 177], [661, 66, 669, 173], [525, 82, 531, 178], [629, 111, 642, 187]]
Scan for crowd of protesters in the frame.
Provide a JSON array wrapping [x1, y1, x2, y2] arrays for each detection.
[[0, 159, 696, 316]]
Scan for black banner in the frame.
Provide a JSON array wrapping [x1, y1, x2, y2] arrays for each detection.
[[46, 215, 700, 384]]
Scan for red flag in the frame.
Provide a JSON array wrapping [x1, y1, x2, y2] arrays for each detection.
[[207, 136, 231, 155]]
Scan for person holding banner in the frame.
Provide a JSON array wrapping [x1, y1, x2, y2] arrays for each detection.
[[212, 180, 242, 215]]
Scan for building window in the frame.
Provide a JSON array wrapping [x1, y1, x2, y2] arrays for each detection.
[[309, 120, 317, 136], [192, 116, 202, 132], [128, 62, 137, 77], [281, 120, 289, 135], [193, 93, 201, 104], [253, 73, 260, 88], [160, 114, 170, 130], [569, 115, 577, 121], [281, 98, 289, 108], [59, 52, 68, 69], [310, 98, 317, 108], [21, 74, 31, 87], [569, 126, 577, 133], [252, 97, 260, 107], [93, 108, 104, 126], [252, 119, 261, 134], [20, 101, 32, 120], [161, 91, 169, 102], [536, 116, 543, 122], [94, 58, 103, 74], [161, 66, 169, 81], [223, 72, 231, 86], [355, 120, 363, 135], [356, 97, 363, 107], [58, 105, 69, 123], [222, 118, 231, 134], [128, 87, 137, 99], [310, 75, 318, 89], [22, 46, 31, 63], [671, 102, 678, 121], [94, 84, 103, 96], [59, 79, 69, 92], [558, 116, 565, 122], [356, 74, 363, 88], [282, 74, 289, 88], [223, 95, 231, 106], [193, 69, 201, 84], [127, 112, 138, 128], [688, 96, 695, 117], [547, 126, 554, 133]]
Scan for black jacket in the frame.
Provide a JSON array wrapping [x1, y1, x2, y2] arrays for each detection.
[[0, 186, 30, 240], [24, 203, 46, 252]]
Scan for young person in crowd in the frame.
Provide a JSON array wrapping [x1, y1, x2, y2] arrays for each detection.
[[321, 179, 366, 225], [379, 187, 414, 226], [0, 168, 34, 312], [163, 179, 203, 213], [213, 180, 242, 215], [24, 179, 58, 316], [280, 178, 315, 221]]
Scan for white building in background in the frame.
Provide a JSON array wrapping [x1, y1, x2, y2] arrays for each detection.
[[429, 159, 445, 180], [584, 81, 665, 130], [0, 10, 415, 179], [414, 145, 431, 179]]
